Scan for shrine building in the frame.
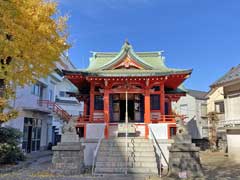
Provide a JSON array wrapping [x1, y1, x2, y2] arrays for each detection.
[[64, 41, 192, 140]]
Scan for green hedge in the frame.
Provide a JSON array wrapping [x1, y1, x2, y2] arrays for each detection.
[[0, 127, 25, 164]]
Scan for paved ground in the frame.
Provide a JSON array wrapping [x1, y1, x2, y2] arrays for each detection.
[[200, 151, 240, 180], [0, 151, 240, 180]]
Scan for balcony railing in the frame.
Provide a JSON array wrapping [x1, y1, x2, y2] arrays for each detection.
[[218, 119, 240, 127], [38, 100, 71, 121], [77, 114, 183, 124]]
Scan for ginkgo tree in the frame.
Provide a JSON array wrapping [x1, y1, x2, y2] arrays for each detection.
[[0, 0, 70, 123]]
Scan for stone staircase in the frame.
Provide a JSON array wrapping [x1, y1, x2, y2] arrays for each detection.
[[94, 138, 159, 175]]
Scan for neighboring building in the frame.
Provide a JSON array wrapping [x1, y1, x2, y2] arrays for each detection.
[[206, 86, 225, 124], [210, 64, 240, 161], [205, 86, 226, 143], [173, 89, 208, 141], [4, 56, 83, 153], [63, 41, 192, 166]]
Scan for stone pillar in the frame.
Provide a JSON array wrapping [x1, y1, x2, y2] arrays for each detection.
[[168, 117, 204, 178], [52, 143, 85, 175], [52, 117, 85, 175]]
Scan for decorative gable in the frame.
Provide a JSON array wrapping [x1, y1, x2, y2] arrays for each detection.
[[112, 55, 144, 70], [100, 41, 153, 70]]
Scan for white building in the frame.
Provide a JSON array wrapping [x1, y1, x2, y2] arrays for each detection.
[[4, 56, 83, 153], [173, 89, 208, 140]]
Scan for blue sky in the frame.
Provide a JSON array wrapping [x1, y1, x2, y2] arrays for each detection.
[[57, 0, 240, 91]]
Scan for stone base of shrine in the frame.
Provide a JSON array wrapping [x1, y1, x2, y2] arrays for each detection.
[[168, 135, 204, 178], [51, 142, 85, 175]]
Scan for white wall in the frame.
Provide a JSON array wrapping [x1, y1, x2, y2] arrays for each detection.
[[149, 123, 169, 139], [86, 124, 105, 139], [227, 134, 240, 162], [84, 123, 105, 166]]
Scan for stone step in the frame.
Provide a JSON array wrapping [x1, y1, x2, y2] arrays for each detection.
[[100, 142, 153, 147], [95, 167, 158, 174], [98, 146, 154, 152], [94, 138, 159, 175], [97, 155, 157, 162], [96, 161, 157, 168], [102, 138, 151, 143], [98, 151, 155, 157]]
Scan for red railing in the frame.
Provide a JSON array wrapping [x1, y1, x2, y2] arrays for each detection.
[[77, 114, 185, 124], [151, 114, 186, 123], [78, 115, 90, 122], [77, 115, 104, 123], [38, 100, 71, 121]]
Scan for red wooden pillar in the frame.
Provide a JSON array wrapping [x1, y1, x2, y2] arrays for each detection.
[[104, 86, 110, 139], [90, 82, 95, 122], [160, 83, 165, 122], [83, 99, 88, 120], [168, 97, 172, 115], [144, 88, 150, 138], [83, 98, 87, 116]]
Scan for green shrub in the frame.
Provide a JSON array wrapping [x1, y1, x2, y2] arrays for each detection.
[[0, 127, 25, 164]]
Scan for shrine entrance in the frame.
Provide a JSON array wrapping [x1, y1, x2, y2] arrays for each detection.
[[119, 100, 134, 122], [111, 93, 144, 123]]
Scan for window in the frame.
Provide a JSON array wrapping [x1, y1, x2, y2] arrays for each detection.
[[48, 89, 53, 101], [31, 84, 41, 96], [201, 104, 207, 117], [94, 95, 104, 110], [59, 91, 65, 97], [180, 104, 188, 116], [150, 94, 160, 110], [215, 101, 224, 114]]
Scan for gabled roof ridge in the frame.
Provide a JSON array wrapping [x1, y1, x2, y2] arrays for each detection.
[[211, 64, 240, 87], [97, 42, 154, 70], [187, 88, 207, 94], [91, 52, 163, 60], [91, 51, 163, 55], [187, 89, 208, 99]]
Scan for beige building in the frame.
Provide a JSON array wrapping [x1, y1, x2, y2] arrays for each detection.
[[206, 86, 225, 131]]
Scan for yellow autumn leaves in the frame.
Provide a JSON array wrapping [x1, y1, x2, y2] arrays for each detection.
[[0, 0, 69, 122], [0, 0, 69, 85]]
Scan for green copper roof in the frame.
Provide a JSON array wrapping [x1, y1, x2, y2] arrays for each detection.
[[65, 41, 192, 77], [166, 84, 188, 94], [65, 69, 192, 77], [88, 42, 167, 71]]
